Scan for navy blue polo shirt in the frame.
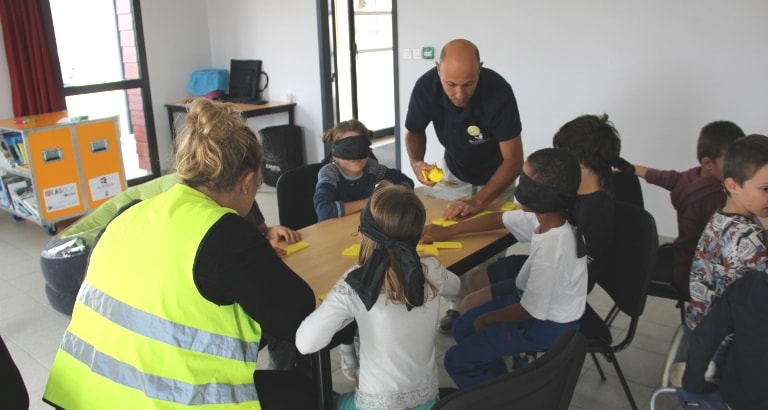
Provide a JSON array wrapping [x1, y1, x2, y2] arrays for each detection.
[[405, 67, 522, 185]]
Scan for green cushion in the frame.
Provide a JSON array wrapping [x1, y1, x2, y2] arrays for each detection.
[[60, 173, 180, 245]]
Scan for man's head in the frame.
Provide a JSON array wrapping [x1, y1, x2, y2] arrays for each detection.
[[436, 39, 482, 108], [515, 148, 581, 214], [697, 120, 745, 181], [722, 134, 768, 218]]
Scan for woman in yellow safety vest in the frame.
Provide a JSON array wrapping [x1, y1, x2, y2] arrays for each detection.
[[44, 98, 316, 410]]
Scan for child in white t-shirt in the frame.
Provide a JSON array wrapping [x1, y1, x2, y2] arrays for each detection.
[[424, 147, 588, 388]]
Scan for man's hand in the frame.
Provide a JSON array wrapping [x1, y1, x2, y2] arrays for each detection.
[[411, 161, 437, 187], [267, 225, 302, 244], [442, 197, 481, 220]]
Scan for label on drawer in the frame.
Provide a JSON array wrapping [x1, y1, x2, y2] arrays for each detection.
[[43, 182, 80, 212], [88, 172, 121, 201]]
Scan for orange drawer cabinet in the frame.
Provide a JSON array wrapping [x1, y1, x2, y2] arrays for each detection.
[[0, 111, 126, 235]]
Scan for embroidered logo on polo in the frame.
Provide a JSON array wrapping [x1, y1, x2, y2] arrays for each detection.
[[466, 125, 486, 145]]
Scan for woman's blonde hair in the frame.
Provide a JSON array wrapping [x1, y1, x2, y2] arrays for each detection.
[[321, 119, 371, 143], [358, 182, 438, 305], [174, 98, 263, 192]]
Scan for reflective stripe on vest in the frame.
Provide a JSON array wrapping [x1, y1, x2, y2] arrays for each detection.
[[77, 281, 260, 362], [60, 331, 258, 405], [44, 184, 262, 409]]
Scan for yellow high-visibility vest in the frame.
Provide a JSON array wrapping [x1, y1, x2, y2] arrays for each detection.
[[44, 184, 262, 409]]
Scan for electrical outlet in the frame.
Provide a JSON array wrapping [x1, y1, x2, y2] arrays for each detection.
[[413, 48, 422, 60], [422, 47, 435, 60], [402, 48, 412, 60]]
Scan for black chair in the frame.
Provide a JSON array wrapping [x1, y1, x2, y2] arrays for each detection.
[[648, 243, 688, 324], [275, 162, 323, 230], [581, 200, 658, 410], [0, 335, 29, 409], [433, 330, 587, 410], [604, 163, 687, 326], [606, 157, 645, 209]]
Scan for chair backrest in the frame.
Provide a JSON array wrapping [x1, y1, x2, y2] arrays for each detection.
[[275, 162, 323, 230], [606, 158, 645, 209], [599, 200, 659, 348], [433, 331, 587, 410]]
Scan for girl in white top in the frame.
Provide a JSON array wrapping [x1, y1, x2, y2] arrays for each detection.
[[296, 182, 460, 410]]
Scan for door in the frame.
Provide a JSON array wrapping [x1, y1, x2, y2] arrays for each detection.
[[319, 0, 398, 165]]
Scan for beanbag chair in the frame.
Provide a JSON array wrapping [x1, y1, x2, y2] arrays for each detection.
[[40, 173, 180, 314]]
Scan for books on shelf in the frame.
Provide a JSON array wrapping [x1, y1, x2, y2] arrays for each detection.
[[0, 175, 37, 216], [1, 131, 26, 167]]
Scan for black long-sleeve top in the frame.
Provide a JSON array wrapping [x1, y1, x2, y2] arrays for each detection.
[[682, 270, 768, 410], [193, 213, 315, 342]]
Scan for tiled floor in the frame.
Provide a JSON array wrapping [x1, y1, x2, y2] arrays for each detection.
[[1, 188, 684, 409]]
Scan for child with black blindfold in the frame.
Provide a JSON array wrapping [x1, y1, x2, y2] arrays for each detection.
[[424, 148, 588, 389], [313, 120, 415, 381], [297, 183, 460, 410], [314, 120, 414, 222]]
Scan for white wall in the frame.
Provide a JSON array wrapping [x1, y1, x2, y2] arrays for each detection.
[[141, 0, 212, 170], [397, 0, 768, 237], [2, 1, 767, 236], [206, 0, 324, 166]]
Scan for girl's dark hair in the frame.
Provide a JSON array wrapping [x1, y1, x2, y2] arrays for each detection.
[[552, 113, 621, 182]]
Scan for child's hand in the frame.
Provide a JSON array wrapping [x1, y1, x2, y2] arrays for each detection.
[[474, 312, 492, 332], [267, 225, 302, 244], [422, 224, 448, 243]]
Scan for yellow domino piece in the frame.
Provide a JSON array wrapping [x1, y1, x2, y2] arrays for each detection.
[[500, 202, 519, 211], [342, 244, 360, 257], [433, 241, 462, 249], [431, 218, 458, 227], [419, 244, 439, 256], [283, 241, 310, 255]]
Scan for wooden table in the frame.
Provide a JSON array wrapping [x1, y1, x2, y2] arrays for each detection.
[[281, 188, 516, 410], [164, 100, 296, 141]]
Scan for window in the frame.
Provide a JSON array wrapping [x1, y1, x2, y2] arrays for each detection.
[[44, 0, 159, 185]]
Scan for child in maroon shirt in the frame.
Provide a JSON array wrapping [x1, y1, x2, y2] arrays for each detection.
[[633, 121, 744, 299]]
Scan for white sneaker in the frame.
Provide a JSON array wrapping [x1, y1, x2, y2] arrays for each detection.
[[339, 346, 359, 381]]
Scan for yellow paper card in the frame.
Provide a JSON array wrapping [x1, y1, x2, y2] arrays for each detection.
[[431, 218, 458, 227], [342, 244, 360, 256], [421, 163, 445, 182], [418, 244, 439, 256], [433, 241, 462, 249], [318, 293, 328, 302], [500, 202, 519, 211], [283, 241, 310, 256]]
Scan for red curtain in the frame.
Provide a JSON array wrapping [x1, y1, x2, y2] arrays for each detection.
[[0, 0, 64, 117]]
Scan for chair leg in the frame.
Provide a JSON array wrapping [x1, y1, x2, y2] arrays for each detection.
[[677, 301, 686, 325], [590, 352, 606, 381], [605, 351, 638, 410], [604, 304, 621, 326], [649, 387, 677, 410]]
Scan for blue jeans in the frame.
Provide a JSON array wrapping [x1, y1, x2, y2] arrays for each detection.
[[444, 292, 579, 389]]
